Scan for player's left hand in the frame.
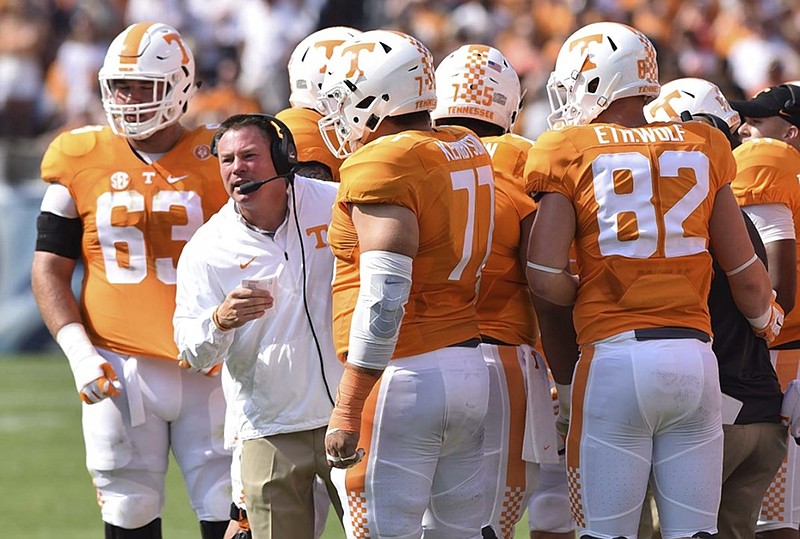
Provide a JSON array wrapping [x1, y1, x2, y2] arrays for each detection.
[[325, 428, 364, 469], [178, 358, 223, 377], [781, 379, 800, 445]]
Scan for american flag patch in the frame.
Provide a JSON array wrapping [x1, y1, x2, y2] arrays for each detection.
[[487, 59, 502, 72]]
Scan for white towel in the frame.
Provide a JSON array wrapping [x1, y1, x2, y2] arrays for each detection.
[[521, 346, 560, 464], [123, 356, 146, 428]]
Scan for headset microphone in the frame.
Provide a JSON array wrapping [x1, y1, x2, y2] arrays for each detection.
[[237, 174, 290, 195]]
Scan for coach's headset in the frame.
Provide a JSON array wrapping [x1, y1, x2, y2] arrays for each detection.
[[211, 113, 298, 191], [211, 113, 335, 406]]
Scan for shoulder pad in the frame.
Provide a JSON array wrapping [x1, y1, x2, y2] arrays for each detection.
[[53, 125, 106, 158]]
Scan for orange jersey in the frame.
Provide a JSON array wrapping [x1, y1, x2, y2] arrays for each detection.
[[330, 126, 494, 359], [732, 138, 800, 347], [524, 122, 736, 345], [477, 133, 538, 346], [41, 125, 229, 360], [275, 107, 345, 181]]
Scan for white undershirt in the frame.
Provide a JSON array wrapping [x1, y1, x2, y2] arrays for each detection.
[[40, 183, 78, 218], [742, 203, 796, 244]]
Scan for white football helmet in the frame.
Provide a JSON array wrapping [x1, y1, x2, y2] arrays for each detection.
[[645, 77, 741, 131], [547, 22, 660, 129], [318, 30, 437, 158], [431, 44, 522, 132], [99, 22, 197, 140], [288, 26, 362, 112]]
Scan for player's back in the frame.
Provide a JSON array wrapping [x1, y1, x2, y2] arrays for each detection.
[[330, 125, 494, 359], [477, 132, 537, 346], [276, 107, 344, 181], [40, 124, 228, 360], [525, 121, 737, 344], [732, 138, 800, 347]]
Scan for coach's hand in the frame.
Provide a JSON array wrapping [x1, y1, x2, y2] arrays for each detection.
[[213, 287, 273, 331], [325, 428, 365, 469]]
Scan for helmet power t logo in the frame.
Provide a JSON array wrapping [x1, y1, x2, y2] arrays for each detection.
[[341, 43, 375, 78], [569, 34, 603, 73]]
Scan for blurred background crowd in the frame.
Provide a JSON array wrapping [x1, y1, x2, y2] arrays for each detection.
[[2, 0, 800, 350], [3, 0, 800, 180]]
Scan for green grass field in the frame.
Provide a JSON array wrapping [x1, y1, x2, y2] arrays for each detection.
[[0, 353, 534, 538]]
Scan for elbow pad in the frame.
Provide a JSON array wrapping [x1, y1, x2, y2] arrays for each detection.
[[36, 211, 82, 259], [346, 250, 413, 370]]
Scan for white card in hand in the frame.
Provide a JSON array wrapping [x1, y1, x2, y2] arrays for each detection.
[[720, 392, 743, 425], [241, 276, 277, 315]]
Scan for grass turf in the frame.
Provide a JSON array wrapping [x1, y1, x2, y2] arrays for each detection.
[[0, 353, 534, 538]]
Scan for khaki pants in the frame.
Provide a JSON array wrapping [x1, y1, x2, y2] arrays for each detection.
[[719, 422, 787, 538], [241, 427, 342, 539]]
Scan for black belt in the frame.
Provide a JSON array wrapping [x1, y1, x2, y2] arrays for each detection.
[[448, 337, 481, 348], [633, 327, 710, 343], [480, 335, 514, 346]]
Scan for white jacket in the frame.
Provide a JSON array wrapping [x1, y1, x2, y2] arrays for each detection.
[[174, 176, 342, 441]]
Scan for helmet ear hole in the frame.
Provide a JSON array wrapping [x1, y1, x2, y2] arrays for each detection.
[[356, 96, 376, 109]]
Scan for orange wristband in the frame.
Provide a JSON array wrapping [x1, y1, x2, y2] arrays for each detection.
[[212, 306, 231, 332], [328, 364, 380, 433]]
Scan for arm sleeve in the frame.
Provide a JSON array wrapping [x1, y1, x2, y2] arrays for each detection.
[[742, 203, 797, 243], [173, 243, 234, 369]]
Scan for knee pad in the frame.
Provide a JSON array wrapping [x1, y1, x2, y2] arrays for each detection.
[[528, 492, 574, 533], [102, 490, 161, 529], [104, 518, 162, 539], [197, 475, 233, 521], [199, 520, 229, 539]]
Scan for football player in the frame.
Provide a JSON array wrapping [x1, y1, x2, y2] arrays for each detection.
[[524, 21, 781, 538], [319, 30, 493, 538], [729, 83, 800, 539], [431, 43, 574, 539], [31, 22, 231, 539], [646, 77, 787, 539], [645, 77, 742, 147], [276, 26, 361, 182]]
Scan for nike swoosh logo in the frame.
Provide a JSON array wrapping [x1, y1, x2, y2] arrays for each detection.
[[166, 174, 188, 184], [543, 445, 551, 451], [240, 256, 257, 270]]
